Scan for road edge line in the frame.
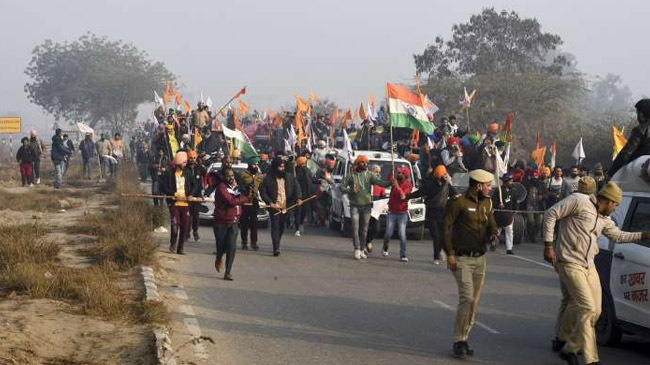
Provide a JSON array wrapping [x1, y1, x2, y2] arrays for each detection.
[[141, 265, 177, 365]]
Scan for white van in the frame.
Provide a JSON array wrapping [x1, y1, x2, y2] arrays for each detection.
[[328, 150, 427, 239], [596, 158, 650, 344]]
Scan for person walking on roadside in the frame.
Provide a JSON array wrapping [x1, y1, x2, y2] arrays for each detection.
[[186, 149, 206, 242], [408, 165, 458, 265], [382, 166, 413, 262], [213, 167, 250, 281], [51, 128, 71, 189], [96, 133, 112, 179], [150, 148, 169, 206], [237, 156, 264, 251], [294, 156, 313, 237], [442, 169, 499, 359], [78, 132, 96, 179], [62, 134, 75, 175], [260, 156, 302, 257], [543, 181, 649, 365], [492, 173, 519, 255], [162, 151, 201, 255], [28, 130, 46, 184], [340, 155, 391, 260], [16, 137, 36, 187]]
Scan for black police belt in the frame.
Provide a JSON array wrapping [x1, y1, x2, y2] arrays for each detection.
[[455, 250, 485, 258]]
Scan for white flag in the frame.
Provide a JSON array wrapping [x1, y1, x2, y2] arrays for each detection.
[[342, 129, 353, 160], [153, 91, 164, 106], [284, 138, 292, 153], [288, 125, 297, 147], [572, 138, 586, 164], [427, 136, 434, 150], [206, 97, 213, 109], [200, 91, 205, 103]]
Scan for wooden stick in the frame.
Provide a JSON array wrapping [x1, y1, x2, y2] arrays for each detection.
[[273, 195, 318, 215], [120, 193, 212, 202]]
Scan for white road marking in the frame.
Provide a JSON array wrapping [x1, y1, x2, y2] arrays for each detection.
[[431, 299, 501, 334], [174, 288, 189, 300], [183, 318, 209, 359], [509, 254, 553, 269], [178, 304, 196, 316]]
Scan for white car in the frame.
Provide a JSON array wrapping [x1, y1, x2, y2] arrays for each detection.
[[596, 158, 650, 344], [198, 162, 270, 227], [328, 150, 427, 239]]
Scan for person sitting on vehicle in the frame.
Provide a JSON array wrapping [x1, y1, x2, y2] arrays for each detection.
[[608, 99, 650, 177]]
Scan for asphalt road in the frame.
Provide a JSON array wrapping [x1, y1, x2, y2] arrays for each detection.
[[160, 223, 650, 365]]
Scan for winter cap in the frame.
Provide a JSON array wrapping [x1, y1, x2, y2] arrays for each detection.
[[578, 176, 597, 195], [469, 169, 493, 184], [247, 156, 260, 165], [598, 182, 623, 204]]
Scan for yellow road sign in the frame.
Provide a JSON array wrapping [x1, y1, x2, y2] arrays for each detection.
[[0, 117, 21, 134]]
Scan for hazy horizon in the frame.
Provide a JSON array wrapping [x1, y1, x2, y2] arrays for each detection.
[[1, 0, 648, 135]]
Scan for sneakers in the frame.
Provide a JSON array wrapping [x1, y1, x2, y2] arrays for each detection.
[[354, 249, 362, 260], [360, 250, 367, 259], [294, 230, 301, 237], [36, 178, 41, 184], [400, 256, 409, 262], [382, 250, 389, 257], [273, 251, 281, 257], [506, 249, 515, 255], [366, 243, 373, 253], [28, 183, 34, 187], [224, 274, 234, 281], [193, 233, 200, 242], [433, 259, 441, 265]]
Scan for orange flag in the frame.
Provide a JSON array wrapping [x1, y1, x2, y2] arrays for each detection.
[[174, 92, 182, 106], [238, 99, 249, 116], [163, 80, 172, 104], [193, 127, 203, 149], [359, 102, 367, 121], [341, 109, 352, 129], [531, 147, 547, 167], [233, 109, 242, 131], [183, 100, 191, 114], [267, 108, 276, 119], [296, 95, 310, 113], [330, 108, 339, 126]]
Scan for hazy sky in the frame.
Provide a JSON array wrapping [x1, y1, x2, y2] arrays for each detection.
[[1, 0, 648, 134]]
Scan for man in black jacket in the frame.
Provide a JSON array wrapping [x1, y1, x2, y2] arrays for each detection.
[[408, 165, 458, 264], [51, 128, 71, 189], [161, 151, 201, 254], [294, 156, 313, 237], [609, 99, 650, 176], [260, 156, 302, 256], [492, 173, 519, 255]]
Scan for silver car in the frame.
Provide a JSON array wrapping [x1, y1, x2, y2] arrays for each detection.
[[198, 162, 270, 227]]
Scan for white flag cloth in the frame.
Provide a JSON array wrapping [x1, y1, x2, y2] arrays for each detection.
[[206, 97, 213, 109], [200, 91, 205, 103], [427, 136, 434, 150], [288, 125, 297, 147], [342, 129, 353, 160], [154, 91, 164, 106], [572, 138, 586, 164], [368, 102, 378, 122], [76, 123, 94, 135], [284, 138, 292, 154], [495, 144, 510, 177], [371, 198, 389, 219]]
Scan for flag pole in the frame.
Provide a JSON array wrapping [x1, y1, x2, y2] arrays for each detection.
[[386, 83, 395, 176], [466, 107, 471, 133], [215, 86, 247, 117]]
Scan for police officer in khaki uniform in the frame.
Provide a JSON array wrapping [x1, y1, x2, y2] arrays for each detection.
[[442, 169, 499, 359], [544, 182, 650, 365]]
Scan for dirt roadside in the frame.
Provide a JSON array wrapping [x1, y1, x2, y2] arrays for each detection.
[[0, 161, 162, 365]]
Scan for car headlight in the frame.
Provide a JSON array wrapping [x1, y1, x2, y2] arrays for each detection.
[[409, 208, 424, 219]]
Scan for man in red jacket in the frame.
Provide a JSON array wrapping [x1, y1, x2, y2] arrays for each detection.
[[214, 167, 249, 281], [382, 166, 413, 262]]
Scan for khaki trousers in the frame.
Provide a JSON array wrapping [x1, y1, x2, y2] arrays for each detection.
[[555, 270, 573, 341], [452, 255, 486, 342], [557, 262, 601, 364]]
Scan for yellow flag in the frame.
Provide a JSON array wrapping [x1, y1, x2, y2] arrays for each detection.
[[193, 127, 202, 149], [612, 125, 628, 160]]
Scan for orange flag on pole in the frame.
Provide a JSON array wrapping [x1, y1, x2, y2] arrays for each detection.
[[163, 80, 172, 104], [238, 99, 249, 116], [296, 95, 310, 113], [183, 100, 191, 114], [308, 91, 321, 104], [531, 147, 547, 168], [174, 90, 183, 106], [612, 125, 628, 160], [359, 102, 367, 121]]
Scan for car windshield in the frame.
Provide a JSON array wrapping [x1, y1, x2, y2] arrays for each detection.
[[365, 161, 415, 183]]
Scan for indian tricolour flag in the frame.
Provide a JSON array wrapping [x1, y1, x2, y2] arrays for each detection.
[[386, 83, 434, 135], [222, 125, 258, 159]]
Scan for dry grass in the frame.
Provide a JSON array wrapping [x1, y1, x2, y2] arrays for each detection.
[[0, 188, 92, 212], [0, 164, 170, 325]]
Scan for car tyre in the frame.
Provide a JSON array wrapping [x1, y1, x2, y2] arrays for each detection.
[[513, 213, 526, 245], [597, 292, 623, 346], [328, 206, 340, 230]]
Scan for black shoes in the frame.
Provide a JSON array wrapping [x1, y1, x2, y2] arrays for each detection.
[[273, 251, 281, 257], [559, 351, 579, 365], [224, 274, 234, 281], [552, 337, 566, 352], [506, 249, 515, 255], [251, 244, 259, 251], [242, 243, 249, 250], [453, 341, 474, 359]]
